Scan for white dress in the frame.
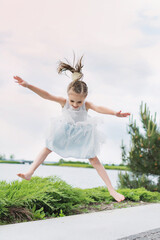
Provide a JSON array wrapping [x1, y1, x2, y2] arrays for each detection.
[[45, 99, 106, 159]]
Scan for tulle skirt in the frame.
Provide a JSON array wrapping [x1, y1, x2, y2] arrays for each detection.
[[44, 114, 106, 159]]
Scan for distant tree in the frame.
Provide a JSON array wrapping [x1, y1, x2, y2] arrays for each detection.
[[0, 154, 6, 160], [58, 159, 65, 164], [9, 154, 15, 160]]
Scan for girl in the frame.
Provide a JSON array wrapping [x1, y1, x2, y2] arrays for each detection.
[[14, 55, 130, 202]]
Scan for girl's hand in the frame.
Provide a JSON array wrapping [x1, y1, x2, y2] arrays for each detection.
[[13, 76, 29, 88], [115, 110, 130, 118]]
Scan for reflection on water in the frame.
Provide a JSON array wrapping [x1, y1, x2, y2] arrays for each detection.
[[0, 164, 158, 189]]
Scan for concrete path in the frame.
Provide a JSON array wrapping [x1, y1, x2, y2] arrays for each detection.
[[0, 203, 160, 240]]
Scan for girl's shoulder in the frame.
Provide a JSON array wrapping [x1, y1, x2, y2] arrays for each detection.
[[60, 98, 67, 108], [85, 101, 90, 112]]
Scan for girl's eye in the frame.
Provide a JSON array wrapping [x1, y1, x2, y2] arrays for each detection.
[[70, 100, 82, 103]]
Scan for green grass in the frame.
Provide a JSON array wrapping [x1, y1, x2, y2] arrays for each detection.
[[0, 160, 21, 164], [44, 163, 130, 171], [0, 176, 159, 225], [0, 160, 130, 171]]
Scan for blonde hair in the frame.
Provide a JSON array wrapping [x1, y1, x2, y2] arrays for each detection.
[[57, 53, 88, 97]]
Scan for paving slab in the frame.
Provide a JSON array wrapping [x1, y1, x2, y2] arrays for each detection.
[[0, 203, 160, 240], [118, 227, 160, 240]]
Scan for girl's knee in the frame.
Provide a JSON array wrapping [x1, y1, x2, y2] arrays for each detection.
[[44, 147, 52, 154], [89, 156, 97, 161], [89, 156, 99, 164]]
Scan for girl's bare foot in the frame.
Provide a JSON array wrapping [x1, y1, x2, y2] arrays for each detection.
[[109, 189, 125, 202], [17, 172, 34, 181]]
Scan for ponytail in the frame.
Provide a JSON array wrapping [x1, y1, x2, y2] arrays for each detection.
[[57, 53, 88, 97], [57, 53, 84, 81]]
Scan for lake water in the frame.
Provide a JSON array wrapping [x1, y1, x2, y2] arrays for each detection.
[[0, 164, 158, 189]]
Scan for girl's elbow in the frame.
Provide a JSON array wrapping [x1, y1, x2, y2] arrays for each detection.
[[43, 92, 51, 100]]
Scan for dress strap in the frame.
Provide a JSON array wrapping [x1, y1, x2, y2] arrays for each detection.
[[82, 101, 87, 111]]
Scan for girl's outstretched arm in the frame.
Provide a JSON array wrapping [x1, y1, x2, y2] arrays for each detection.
[[86, 101, 130, 117], [13, 76, 65, 105], [14, 75, 50, 99]]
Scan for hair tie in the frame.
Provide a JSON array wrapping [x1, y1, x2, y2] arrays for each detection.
[[72, 72, 83, 81]]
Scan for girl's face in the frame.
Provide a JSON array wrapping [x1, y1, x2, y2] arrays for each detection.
[[68, 89, 86, 109]]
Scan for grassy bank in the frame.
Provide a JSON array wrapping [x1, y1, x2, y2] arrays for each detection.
[[0, 176, 160, 225], [0, 160, 130, 171], [0, 160, 21, 164], [44, 163, 129, 171]]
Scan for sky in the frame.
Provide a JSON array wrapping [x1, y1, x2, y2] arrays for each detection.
[[1, 0, 160, 164]]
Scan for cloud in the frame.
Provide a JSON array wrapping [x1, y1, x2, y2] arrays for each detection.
[[1, 0, 160, 164], [84, 49, 152, 96], [0, 31, 12, 44]]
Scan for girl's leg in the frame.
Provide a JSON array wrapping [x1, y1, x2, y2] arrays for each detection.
[[89, 156, 125, 202], [17, 147, 52, 181]]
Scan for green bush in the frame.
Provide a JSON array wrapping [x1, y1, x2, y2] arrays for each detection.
[[118, 172, 160, 192], [0, 176, 160, 224], [120, 102, 160, 191]]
